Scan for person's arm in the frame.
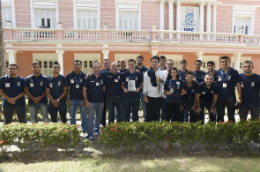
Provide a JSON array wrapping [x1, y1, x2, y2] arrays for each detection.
[[83, 86, 91, 109], [0, 89, 16, 104], [136, 82, 143, 93], [58, 87, 68, 101], [121, 82, 128, 93], [236, 82, 242, 103], [210, 94, 218, 115], [24, 87, 37, 103], [180, 88, 185, 96], [46, 88, 59, 107], [195, 93, 202, 114], [143, 74, 149, 103]]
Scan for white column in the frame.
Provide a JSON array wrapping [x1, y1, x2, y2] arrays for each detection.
[[168, 0, 173, 30], [199, 2, 204, 33], [206, 3, 212, 33], [5, 50, 17, 64], [196, 51, 204, 61], [176, 0, 181, 31], [212, 4, 217, 33], [151, 50, 159, 56], [234, 53, 242, 71], [56, 50, 64, 75], [102, 50, 109, 60], [160, 1, 165, 30]]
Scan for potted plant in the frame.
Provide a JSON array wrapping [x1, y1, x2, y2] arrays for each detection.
[[6, 20, 12, 27], [103, 23, 108, 29], [57, 22, 63, 28]]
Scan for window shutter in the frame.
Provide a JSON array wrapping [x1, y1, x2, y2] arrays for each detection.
[[2, 7, 12, 27]]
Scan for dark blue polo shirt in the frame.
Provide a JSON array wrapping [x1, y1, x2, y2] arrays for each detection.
[[178, 69, 188, 81], [0, 75, 25, 107], [214, 67, 240, 100], [83, 74, 105, 103], [196, 82, 219, 103], [135, 65, 148, 75], [240, 73, 260, 107], [164, 79, 184, 103], [118, 69, 128, 73], [122, 71, 143, 98], [24, 74, 48, 104], [45, 75, 68, 103], [193, 70, 206, 83], [66, 71, 86, 100], [181, 80, 199, 104], [101, 71, 123, 97]]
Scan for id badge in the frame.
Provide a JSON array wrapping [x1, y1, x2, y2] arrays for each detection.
[[223, 83, 227, 88], [30, 83, 34, 87], [170, 88, 174, 93], [76, 84, 79, 89], [70, 79, 74, 84], [114, 79, 118, 83], [184, 90, 187, 94], [218, 77, 222, 81], [96, 82, 100, 86], [5, 83, 10, 87], [202, 91, 206, 95], [193, 76, 197, 81], [49, 83, 53, 88], [126, 77, 129, 82]]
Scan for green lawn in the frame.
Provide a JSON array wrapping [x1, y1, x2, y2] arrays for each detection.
[[0, 156, 260, 172]]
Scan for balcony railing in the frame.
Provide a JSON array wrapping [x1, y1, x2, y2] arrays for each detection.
[[3, 28, 260, 46]]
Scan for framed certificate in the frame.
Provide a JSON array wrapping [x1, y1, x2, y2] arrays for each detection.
[[127, 80, 136, 92]]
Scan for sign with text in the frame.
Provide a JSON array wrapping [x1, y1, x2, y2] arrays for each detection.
[[181, 6, 200, 32]]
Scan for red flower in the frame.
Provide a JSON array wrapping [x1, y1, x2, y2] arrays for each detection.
[[179, 125, 181, 128], [101, 132, 103, 134], [111, 128, 114, 131], [159, 126, 162, 129], [67, 124, 70, 126], [217, 122, 224, 125], [114, 130, 119, 133], [0, 140, 5, 144], [227, 121, 233, 123], [113, 124, 118, 128], [63, 130, 67, 133], [98, 136, 101, 140], [168, 122, 171, 125]]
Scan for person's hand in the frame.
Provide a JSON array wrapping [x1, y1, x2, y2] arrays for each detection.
[[7, 98, 16, 104], [52, 100, 60, 108], [135, 69, 140, 73], [85, 73, 91, 79], [103, 86, 105, 92], [67, 99, 72, 107], [135, 88, 140, 93], [124, 88, 128, 94], [34, 97, 41, 103], [180, 105, 184, 111], [166, 91, 173, 96], [237, 98, 242, 104], [81, 100, 85, 107], [144, 96, 149, 104], [210, 108, 217, 116], [195, 106, 202, 115], [85, 101, 91, 109], [191, 105, 196, 112]]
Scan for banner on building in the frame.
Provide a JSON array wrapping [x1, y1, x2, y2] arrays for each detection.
[[181, 6, 200, 32]]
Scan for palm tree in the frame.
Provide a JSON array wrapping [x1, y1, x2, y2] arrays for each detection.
[[0, 0, 6, 77]]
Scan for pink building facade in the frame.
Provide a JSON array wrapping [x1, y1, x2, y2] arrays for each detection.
[[2, 0, 260, 77]]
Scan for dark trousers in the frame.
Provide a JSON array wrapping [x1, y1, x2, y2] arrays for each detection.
[[146, 96, 162, 122], [124, 97, 140, 122], [217, 98, 236, 122], [3, 106, 26, 125], [48, 101, 67, 123], [239, 106, 259, 120], [166, 102, 181, 122], [101, 95, 107, 127], [180, 103, 196, 123], [197, 102, 216, 124], [106, 96, 124, 124]]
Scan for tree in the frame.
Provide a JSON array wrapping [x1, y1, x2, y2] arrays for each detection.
[[0, 0, 6, 77]]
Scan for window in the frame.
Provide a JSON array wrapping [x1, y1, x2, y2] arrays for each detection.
[[118, 11, 138, 30], [2, 7, 12, 28], [77, 10, 97, 30], [35, 9, 56, 28]]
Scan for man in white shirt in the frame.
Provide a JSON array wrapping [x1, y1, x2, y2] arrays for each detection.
[[143, 56, 166, 122]]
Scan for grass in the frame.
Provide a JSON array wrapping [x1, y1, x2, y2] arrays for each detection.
[[0, 156, 260, 172]]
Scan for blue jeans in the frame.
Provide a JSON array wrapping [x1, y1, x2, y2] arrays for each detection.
[[106, 96, 124, 124], [86, 102, 104, 135], [124, 97, 140, 122], [140, 91, 147, 121], [69, 99, 87, 133], [183, 106, 189, 122], [29, 103, 49, 123]]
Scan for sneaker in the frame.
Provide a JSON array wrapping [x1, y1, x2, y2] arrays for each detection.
[[94, 130, 101, 136], [80, 133, 87, 137], [86, 134, 94, 141]]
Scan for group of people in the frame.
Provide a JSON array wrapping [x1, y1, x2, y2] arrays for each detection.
[[0, 55, 259, 140]]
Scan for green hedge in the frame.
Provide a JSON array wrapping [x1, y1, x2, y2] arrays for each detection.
[[99, 120, 260, 156], [0, 123, 81, 157]]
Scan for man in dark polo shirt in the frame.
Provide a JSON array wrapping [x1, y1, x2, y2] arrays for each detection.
[[180, 71, 199, 122], [46, 62, 68, 123], [193, 60, 206, 83], [0, 64, 26, 124], [24, 61, 49, 123], [135, 55, 148, 121], [122, 59, 143, 121], [214, 56, 242, 122], [66, 60, 87, 134], [102, 62, 124, 124], [239, 60, 260, 120], [178, 59, 188, 81], [83, 62, 105, 140], [196, 73, 219, 124]]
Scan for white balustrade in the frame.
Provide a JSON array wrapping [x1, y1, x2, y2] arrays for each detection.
[[62, 30, 103, 39], [109, 31, 151, 40], [244, 35, 260, 44], [12, 29, 56, 38]]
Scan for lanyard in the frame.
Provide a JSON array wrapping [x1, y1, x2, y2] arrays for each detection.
[[221, 68, 230, 82], [169, 79, 175, 87], [129, 71, 136, 80], [187, 83, 193, 95], [74, 72, 81, 83], [182, 70, 187, 79]]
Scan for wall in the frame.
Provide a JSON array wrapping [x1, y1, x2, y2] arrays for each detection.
[[58, 0, 73, 29], [14, 0, 31, 28], [141, 1, 160, 30], [100, 0, 116, 29]]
